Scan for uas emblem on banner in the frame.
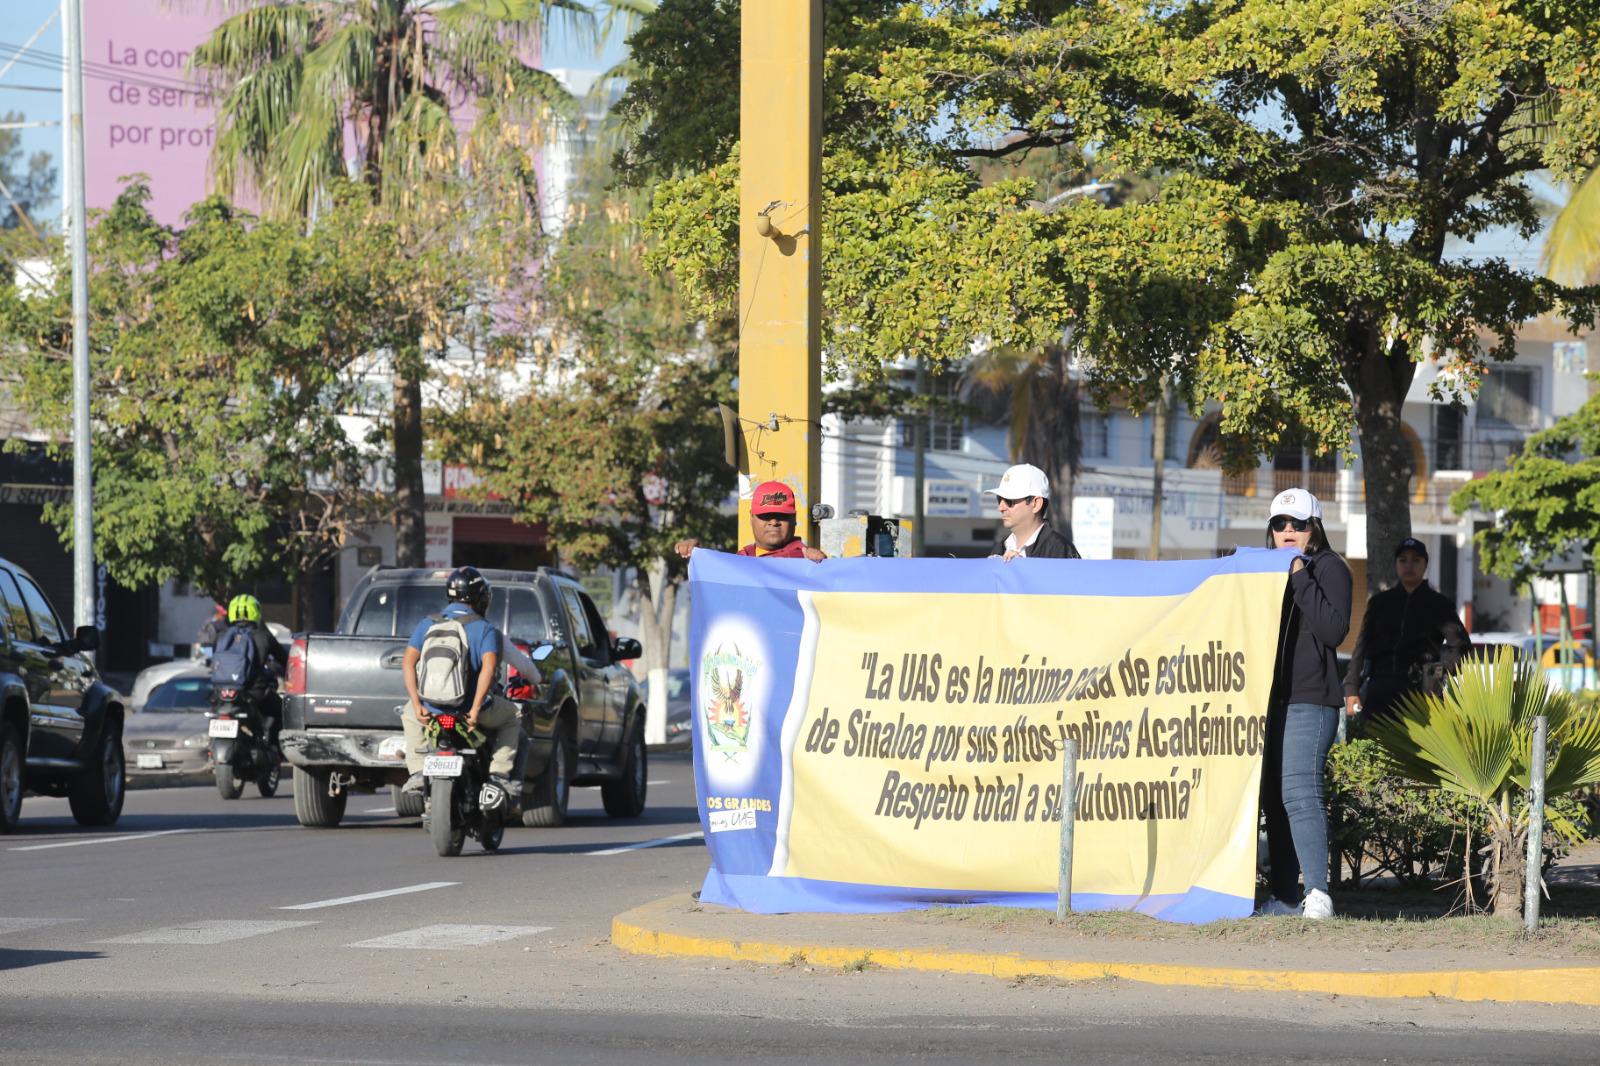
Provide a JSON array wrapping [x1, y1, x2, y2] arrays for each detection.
[[700, 644, 759, 761]]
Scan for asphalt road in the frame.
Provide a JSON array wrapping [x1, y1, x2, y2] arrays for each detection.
[[3, 751, 1598, 1064]]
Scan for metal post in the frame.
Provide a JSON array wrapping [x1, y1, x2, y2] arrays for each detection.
[[1524, 714, 1548, 933], [65, 0, 94, 634], [1056, 737, 1079, 918]]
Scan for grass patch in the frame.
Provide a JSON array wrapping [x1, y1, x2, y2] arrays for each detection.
[[843, 952, 877, 972], [911, 896, 1600, 956]]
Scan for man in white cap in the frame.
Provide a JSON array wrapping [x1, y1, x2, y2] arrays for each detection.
[[983, 463, 1081, 561]]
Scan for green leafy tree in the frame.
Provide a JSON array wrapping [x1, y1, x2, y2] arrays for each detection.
[[0, 182, 422, 611], [634, 0, 1600, 594], [1452, 382, 1600, 585], [433, 154, 734, 735], [190, 0, 583, 567]]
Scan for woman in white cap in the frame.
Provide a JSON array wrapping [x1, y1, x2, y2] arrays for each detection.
[[983, 463, 1081, 560], [1257, 486, 1351, 920]]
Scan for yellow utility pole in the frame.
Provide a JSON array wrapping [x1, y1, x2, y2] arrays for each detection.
[[738, 0, 823, 541]]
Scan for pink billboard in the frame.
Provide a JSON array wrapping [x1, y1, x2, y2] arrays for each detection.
[[83, 0, 227, 225]]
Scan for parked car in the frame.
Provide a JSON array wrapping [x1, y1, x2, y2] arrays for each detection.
[[123, 669, 216, 781], [643, 668, 693, 744], [279, 567, 647, 830], [0, 557, 126, 832], [129, 659, 204, 713]]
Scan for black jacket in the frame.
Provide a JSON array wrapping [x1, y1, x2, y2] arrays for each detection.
[[1272, 550, 1353, 708], [1343, 582, 1470, 695], [990, 522, 1082, 560]]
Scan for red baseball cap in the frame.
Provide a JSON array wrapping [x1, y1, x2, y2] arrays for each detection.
[[750, 480, 797, 516]]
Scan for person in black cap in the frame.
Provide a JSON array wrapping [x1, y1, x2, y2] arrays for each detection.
[[1343, 538, 1471, 722]]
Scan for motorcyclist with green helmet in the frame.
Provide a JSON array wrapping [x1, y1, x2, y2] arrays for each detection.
[[211, 594, 288, 744]]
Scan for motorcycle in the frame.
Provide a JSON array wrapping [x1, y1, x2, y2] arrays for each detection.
[[206, 688, 282, 800], [419, 642, 551, 857], [420, 710, 506, 856]]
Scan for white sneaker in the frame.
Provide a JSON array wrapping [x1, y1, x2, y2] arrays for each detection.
[[1254, 897, 1301, 917], [1302, 889, 1334, 920]]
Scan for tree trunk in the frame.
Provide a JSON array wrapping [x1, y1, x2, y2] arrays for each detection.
[[392, 343, 427, 567], [1023, 345, 1080, 541], [640, 560, 679, 745], [1348, 339, 1417, 598], [1490, 803, 1525, 920], [1149, 376, 1170, 561]]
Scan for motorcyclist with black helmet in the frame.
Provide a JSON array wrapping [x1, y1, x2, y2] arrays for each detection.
[[400, 567, 525, 811]]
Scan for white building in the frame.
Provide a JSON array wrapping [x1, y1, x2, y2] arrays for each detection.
[[821, 324, 1597, 646]]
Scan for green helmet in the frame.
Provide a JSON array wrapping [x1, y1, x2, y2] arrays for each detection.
[[227, 594, 261, 623]]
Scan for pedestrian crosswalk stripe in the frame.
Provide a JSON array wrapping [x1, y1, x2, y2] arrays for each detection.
[[0, 917, 81, 936], [98, 920, 318, 945], [348, 924, 551, 950], [279, 881, 458, 911]]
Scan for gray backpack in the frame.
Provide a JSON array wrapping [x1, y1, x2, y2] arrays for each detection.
[[417, 613, 472, 707]]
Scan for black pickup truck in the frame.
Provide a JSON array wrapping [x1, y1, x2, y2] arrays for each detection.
[[0, 556, 125, 832], [280, 567, 647, 829]]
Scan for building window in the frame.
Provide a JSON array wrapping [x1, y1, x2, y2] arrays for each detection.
[[899, 416, 965, 452], [1081, 411, 1110, 458], [1478, 366, 1539, 430]]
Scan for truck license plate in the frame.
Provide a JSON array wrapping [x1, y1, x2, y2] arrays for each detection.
[[424, 754, 464, 778], [136, 754, 164, 769], [208, 719, 239, 739]]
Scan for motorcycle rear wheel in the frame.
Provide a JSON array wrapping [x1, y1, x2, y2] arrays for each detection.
[[429, 777, 465, 857], [216, 764, 244, 800]]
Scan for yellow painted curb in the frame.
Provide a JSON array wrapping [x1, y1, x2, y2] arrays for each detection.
[[612, 897, 1600, 1006]]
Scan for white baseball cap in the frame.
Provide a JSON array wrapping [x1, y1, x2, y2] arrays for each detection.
[[1269, 487, 1322, 522], [983, 463, 1050, 500]]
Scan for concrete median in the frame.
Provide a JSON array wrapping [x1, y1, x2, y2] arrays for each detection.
[[613, 894, 1600, 1006]]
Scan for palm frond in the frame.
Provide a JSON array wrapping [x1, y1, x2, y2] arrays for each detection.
[[1542, 167, 1600, 286]]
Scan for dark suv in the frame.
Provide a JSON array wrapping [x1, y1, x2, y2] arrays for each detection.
[[0, 557, 124, 832]]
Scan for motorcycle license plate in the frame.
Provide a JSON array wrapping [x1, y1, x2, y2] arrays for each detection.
[[208, 719, 240, 739], [136, 754, 164, 769], [424, 754, 464, 778]]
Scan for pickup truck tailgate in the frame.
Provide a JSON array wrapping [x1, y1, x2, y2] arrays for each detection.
[[296, 634, 413, 730]]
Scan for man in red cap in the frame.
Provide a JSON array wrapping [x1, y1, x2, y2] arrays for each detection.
[[674, 479, 827, 561]]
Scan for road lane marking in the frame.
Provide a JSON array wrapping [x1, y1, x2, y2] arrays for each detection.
[[349, 923, 551, 950], [0, 918, 82, 936], [362, 806, 397, 814], [279, 882, 459, 911], [648, 779, 671, 785], [99, 920, 317, 945], [9, 829, 193, 852], [585, 831, 703, 856]]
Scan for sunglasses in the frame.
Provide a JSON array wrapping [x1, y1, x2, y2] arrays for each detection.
[[1269, 515, 1311, 533], [998, 495, 1036, 508]]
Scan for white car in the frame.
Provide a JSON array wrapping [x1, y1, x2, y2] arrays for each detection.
[[131, 622, 292, 711]]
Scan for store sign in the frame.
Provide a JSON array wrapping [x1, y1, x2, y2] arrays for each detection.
[[924, 480, 974, 518]]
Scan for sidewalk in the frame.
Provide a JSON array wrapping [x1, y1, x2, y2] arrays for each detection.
[[614, 844, 1600, 1006]]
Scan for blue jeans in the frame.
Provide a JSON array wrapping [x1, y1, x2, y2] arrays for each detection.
[[1261, 701, 1338, 901]]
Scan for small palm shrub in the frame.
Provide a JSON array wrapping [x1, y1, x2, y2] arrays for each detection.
[[1366, 647, 1600, 917]]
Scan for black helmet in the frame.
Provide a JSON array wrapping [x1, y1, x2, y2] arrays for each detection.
[[445, 566, 490, 615]]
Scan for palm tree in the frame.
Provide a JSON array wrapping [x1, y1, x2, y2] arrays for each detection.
[[1543, 168, 1600, 286], [1366, 647, 1600, 917], [191, 0, 589, 565], [963, 342, 1082, 534]]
